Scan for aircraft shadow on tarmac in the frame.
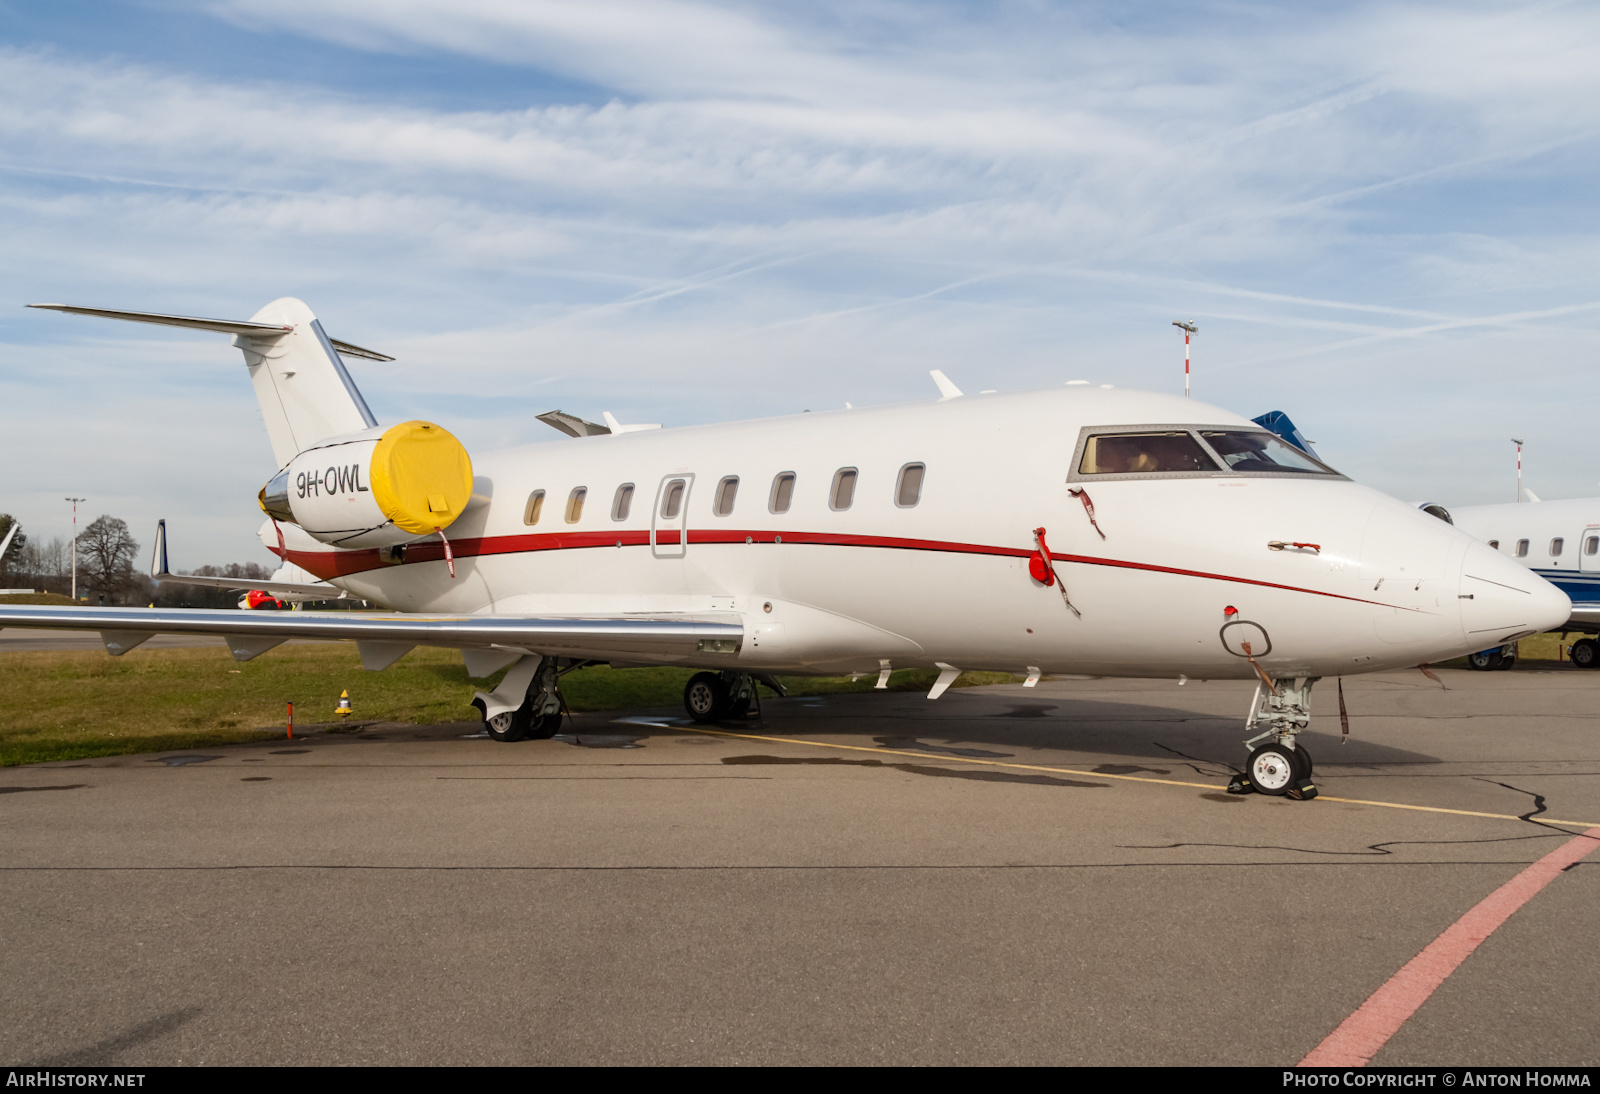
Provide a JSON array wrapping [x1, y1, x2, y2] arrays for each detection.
[[610, 687, 1444, 773]]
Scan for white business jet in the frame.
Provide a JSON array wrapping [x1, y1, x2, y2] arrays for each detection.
[[1, 299, 1570, 798], [1411, 495, 1600, 667]]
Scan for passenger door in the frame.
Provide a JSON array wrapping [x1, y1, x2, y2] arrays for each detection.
[[652, 474, 693, 559], [1580, 529, 1600, 573]]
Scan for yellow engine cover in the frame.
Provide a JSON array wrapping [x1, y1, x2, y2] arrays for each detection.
[[369, 421, 475, 535]]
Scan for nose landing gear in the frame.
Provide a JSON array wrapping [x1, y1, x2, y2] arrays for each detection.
[[1227, 676, 1319, 799]]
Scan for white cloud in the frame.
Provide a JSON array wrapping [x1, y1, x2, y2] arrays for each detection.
[[3, 3, 1600, 560]]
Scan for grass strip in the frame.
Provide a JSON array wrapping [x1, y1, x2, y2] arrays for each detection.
[[0, 642, 1015, 766]]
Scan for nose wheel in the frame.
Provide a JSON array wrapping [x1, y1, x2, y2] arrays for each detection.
[[1244, 743, 1308, 796], [1227, 676, 1319, 799]]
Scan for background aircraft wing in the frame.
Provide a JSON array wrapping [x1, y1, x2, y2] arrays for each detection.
[[0, 604, 743, 664], [150, 574, 351, 598], [146, 518, 348, 599]]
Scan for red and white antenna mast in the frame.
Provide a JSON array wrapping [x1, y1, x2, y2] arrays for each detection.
[[1512, 438, 1524, 502], [1172, 320, 1198, 397]]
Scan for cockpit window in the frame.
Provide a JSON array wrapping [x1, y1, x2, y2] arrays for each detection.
[[1199, 431, 1337, 475], [1078, 432, 1220, 475]]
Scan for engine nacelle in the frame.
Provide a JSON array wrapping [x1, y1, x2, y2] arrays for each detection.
[[260, 421, 473, 548]]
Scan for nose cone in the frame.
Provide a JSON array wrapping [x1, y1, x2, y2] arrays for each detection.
[[1460, 541, 1571, 645]]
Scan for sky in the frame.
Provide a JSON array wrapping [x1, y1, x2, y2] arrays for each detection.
[[2, 0, 1597, 568]]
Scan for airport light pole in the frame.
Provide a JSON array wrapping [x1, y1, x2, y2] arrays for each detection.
[[65, 497, 84, 600], [1172, 320, 1198, 396], [1511, 439, 1524, 503]]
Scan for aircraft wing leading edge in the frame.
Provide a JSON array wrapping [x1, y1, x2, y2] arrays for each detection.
[[0, 605, 743, 664]]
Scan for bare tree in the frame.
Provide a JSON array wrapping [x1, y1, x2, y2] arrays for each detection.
[[18, 536, 68, 594], [77, 515, 139, 603], [0, 514, 25, 585]]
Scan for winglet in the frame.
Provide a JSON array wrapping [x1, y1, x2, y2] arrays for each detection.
[[0, 520, 18, 562], [930, 370, 963, 401], [150, 519, 171, 579]]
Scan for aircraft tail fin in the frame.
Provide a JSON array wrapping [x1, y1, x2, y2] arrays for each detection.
[[29, 299, 390, 467], [1251, 410, 1317, 457]]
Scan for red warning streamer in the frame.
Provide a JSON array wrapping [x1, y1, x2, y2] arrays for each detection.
[[1031, 528, 1081, 618], [436, 527, 456, 579], [1067, 487, 1106, 539]]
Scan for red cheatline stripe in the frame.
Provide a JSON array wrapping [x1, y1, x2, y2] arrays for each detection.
[[1299, 827, 1600, 1067], [277, 528, 1401, 609]]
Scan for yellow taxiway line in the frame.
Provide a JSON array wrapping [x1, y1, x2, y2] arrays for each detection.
[[626, 720, 1600, 831]]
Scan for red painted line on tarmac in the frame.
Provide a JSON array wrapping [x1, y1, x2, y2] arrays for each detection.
[[1299, 826, 1600, 1067]]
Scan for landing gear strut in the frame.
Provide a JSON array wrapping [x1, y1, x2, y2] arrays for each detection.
[[1228, 676, 1319, 799], [683, 671, 757, 723], [471, 655, 564, 742]]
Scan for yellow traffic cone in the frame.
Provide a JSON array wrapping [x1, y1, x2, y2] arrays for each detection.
[[337, 690, 352, 719]]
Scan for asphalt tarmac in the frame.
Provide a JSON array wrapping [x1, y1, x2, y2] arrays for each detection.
[[2, 667, 1597, 1066]]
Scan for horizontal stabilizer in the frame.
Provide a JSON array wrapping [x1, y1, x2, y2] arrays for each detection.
[[537, 410, 612, 438], [27, 303, 394, 362]]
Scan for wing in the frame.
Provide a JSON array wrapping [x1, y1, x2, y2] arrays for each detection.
[[0, 604, 743, 665]]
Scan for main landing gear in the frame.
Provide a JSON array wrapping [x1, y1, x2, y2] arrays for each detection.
[[683, 671, 758, 723], [1465, 643, 1518, 671], [1227, 676, 1319, 800], [683, 671, 790, 723], [471, 655, 565, 742]]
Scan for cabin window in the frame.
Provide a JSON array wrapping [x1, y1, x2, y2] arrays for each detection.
[[1488, 540, 1499, 550], [1551, 537, 1564, 557], [830, 468, 858, 511], [714, 476, 739, 517], [523, 490, 545, 526], [1516, 539, 1529, 558], [661, 479, 686, 519], [565, 487, 587, 524], [1080, 432, 1219, 475], [1199, 431, 1336, 475], [769, 472, 796, 514], [896, 463, 925, 507], [1586, 536, 1599, 556], [611, 483, 634, 521]]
